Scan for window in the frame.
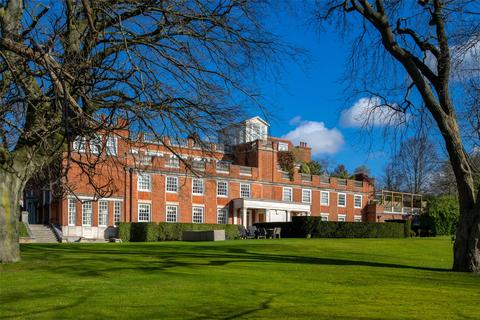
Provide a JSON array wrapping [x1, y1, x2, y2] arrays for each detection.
[[192, 179, 204, 195], [217, 181, 228, 197], [68, 198, 76, 226], [338, 214, 346, 222], [90, 135, 102, 154], [240, 183, 250, 198], [138, 173, 151, 192], [73, 137, 86, 152], [114, 202, 121, 225], [166, 176, 178, 193], [302, 189, 311, 203], [138, 203, 151, 222], [166, 205, 178, 222], [217, 208, 227, 224], [278, 142, 289, 151], [98, 201, 108, 227], [146, 150, 163, 157], [283, 187, 293, 202], [166, 156, 180, 168], [216, 161, 230, 172], [354, 215, 362, 223], [338, 193, 346, 207], [354, 194, 363, 208], [82, 201, 92, 226], [106, 136, 117, 156], [192, 207, 204, 223], [320, 191, 329, 206], [320, 213, 329, 222]]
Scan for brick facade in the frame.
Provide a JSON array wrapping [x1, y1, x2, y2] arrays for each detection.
[[24, 117, 392, 239]]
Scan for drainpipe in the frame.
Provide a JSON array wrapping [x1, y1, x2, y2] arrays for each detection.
[[129, 168, 133, 222]]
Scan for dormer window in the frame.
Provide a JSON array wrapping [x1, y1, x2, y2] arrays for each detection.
[[278, 142, 288, 151]]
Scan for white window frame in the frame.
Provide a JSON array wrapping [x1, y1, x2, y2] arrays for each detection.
[[138, 203, 151, 222], [354, 215, 362, 223], [90, 135, 102, 155], [338, 214, 346, 222], [98, 200, 109, 227], [192, 178, 204, 195], [106, 136, 117, 156], [192, 206, 204, 223], [320, 191, 330, 206], [114, 201, 121, 225], [240, 183, 251, 198], [73, 137, 87, 153], [337, 193, 347, 207], [166, 156, 180, 168], [302, 189, 311, 204], [278, 142, 289, 151], [166, 205, 178, 223], [283, 187, 293, 202], [166, 176, 178, 193], [82, 201, 92, 226], [68, 198, 76, 226], [320, 213, 329, 222], [217, 208, 227, 224], [137, 173, 151, 192], [354, 194, 363, 208], [217, 181, 228, 197]]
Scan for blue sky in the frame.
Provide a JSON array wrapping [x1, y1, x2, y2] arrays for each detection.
[[258, 11, 388, 177]]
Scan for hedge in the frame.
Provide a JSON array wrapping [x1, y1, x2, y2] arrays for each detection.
[[118, 223, 132, 242], [19, 222, 30, 238], [118, 222, 240, 242], [255, 216, 406, 238]]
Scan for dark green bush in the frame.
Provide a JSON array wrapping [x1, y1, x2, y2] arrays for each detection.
[[424, 195, 459, 236], [19, 222, 30, 238], [255, 217, 405, 238], [131, 222, 158, 242], [118, 222, 131, 242], [120, 222, 240, 242]]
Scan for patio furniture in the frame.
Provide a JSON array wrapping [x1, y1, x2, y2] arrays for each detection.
[[265, 228, 275, 239], [273, 227, 281, 239], [238, 225, 248, 239], [257, 227, 267, 239], [247, 226, 257, 239]]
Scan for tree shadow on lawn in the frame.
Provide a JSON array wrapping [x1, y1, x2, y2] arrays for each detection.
[[19, 243, 449, 277], [0, 289, 88, 320]]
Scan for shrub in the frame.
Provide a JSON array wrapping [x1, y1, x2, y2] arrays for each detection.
[[255, 217, 405, 238], [277, 151, 296, 180], [424, 195, 459, 236], [131, 222, 158, 242], [118, 223, 132, 242], [120, 222, 241, 242], [19, 222, 30, 238]]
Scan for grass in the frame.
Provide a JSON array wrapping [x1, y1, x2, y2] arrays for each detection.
[[1, 238, 479, 320]]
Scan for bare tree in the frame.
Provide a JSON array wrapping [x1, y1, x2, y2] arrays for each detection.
[[396, 134, 438, 194], [0, 0, 283, 262], [315, 0, 480, 272], [380, 162, 404, 191]]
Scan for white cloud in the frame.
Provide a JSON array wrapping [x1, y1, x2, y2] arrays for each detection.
[[283, 119, 344, 155], [340, 97, 406, 128], [289, 115, 302, 126]]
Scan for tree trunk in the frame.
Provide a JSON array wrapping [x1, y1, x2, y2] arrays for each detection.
[[0, 170, 23, 263], [453, 205, 480, 272]]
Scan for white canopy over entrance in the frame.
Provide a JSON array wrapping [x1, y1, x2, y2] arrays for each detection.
[[232, 198, 311, 227]]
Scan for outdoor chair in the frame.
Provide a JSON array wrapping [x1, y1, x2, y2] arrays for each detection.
[[238, 225, 247, 239], [273, 227, 281, 239], [247, 226, 257, 239], [257, 227, 267, 239]]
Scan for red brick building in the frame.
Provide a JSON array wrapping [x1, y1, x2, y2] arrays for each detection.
[[24, 116, 420, 240]]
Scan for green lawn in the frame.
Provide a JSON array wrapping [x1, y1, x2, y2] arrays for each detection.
[[1, 238, 479, 319]]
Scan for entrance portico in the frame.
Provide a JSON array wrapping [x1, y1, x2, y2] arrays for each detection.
[[232, 198, 311, 228]]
